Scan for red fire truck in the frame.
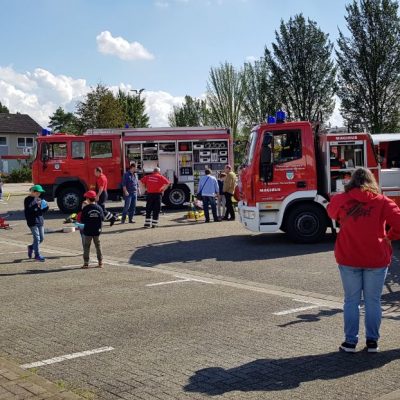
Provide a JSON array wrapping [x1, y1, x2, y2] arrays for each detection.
[[32, 127, 233, 213], [238, 116, 400, 243]]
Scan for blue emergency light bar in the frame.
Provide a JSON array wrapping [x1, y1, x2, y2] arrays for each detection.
[[276, 110, 285, 123]]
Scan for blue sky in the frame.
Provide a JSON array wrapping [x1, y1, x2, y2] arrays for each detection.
[[0, 0, 350, 126]]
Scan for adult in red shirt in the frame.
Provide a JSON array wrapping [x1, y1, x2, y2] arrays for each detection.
[[140, 167, 170, 228], [327, 167, 400, 353], [94, 167, 116, 226]]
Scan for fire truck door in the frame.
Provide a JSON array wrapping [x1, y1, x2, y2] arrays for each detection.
[[87, 139, 121, 190], [270, 129, 307, 197], [70, 140, 88, 183]]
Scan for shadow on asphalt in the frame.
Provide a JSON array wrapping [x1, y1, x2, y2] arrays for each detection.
[[0, 254, 77, 266], [0, 266, 81, 277], [184, 349, 400, 395], [277, 308, 342, 328], [129, 234, 336, 266]]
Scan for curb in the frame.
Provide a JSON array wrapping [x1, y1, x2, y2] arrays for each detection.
[[0, 355, 83, 399]]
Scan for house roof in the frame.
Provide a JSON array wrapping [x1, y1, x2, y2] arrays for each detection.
[[0, 113, 42, 134]]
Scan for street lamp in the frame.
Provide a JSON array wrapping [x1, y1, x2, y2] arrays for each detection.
[[130, 88, 145, 100]]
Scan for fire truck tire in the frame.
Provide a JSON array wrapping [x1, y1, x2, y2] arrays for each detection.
[[57, 187, 83, 214], [163, 186, 189, 208], [286, 204, 327, 244]]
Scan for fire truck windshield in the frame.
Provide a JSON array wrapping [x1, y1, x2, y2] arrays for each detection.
[[244, 130, 257, 165]]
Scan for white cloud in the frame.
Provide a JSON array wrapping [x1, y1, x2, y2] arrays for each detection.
[[328, 96, 344, 128], [96, 31, 154, 61], [0, 66, 89, 127], [245, 56, 257, 63], [0, 66, 185, 128]]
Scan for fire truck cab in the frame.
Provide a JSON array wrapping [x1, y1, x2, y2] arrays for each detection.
[[238, 117, 400, 243], [32, 127, 233, 213]]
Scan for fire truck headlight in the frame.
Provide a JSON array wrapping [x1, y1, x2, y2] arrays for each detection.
[[243, 210, 255, 219]]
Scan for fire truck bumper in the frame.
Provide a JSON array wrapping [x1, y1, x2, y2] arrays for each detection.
[[238, 203, 260, 232]]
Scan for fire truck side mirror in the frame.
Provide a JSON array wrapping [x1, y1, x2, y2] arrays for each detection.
[[260, 133, 273, 182]]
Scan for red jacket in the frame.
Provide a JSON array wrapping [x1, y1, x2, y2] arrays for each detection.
[[141, 173, 170, 194], [327, 188, 400, 268]]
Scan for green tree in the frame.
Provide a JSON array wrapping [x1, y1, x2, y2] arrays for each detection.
[[265, 14, 336, 122], [48, 107, 79, 133], [117, 89, 149, 128], [76, 84, 125, 132], [241, 57, 279, 128], [206, 62, 245, 138], [336, 0, 400, 133], [168, 95, 211, 127], [0, 101, 9, 113]]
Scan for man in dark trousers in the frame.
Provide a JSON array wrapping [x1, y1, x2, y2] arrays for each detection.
[[94, 166, 116, 226], [121, 163, 139, 223], [140, 167, 170, 228], [80, 190, 104, 269]]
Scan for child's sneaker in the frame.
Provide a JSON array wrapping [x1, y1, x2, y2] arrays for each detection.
[[339, 342, 356, 353], [27, 245, 33, 259], [34, 255, 45, 262], [365, 340, 379, 353]]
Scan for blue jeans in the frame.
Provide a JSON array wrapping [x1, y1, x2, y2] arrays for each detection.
[[202, 196, 218, 222], [30, 225, 44, 257], [122, 193, 137, 221], [339, 265, 388, 344]]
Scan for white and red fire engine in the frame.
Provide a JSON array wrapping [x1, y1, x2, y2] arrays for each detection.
[[238, 112, 400, 243], [32, 127, 233, 213]]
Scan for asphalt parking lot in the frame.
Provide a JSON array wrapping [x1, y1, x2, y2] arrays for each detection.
[[1, 196, 400, 400]]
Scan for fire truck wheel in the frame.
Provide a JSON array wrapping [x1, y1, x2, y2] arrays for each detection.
[[286, 204, 327, 244], [57, 187, 83, 214], [162, 186, 189, 208]]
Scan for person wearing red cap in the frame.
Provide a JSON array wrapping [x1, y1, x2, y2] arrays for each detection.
[[80, 190, 104, 268]]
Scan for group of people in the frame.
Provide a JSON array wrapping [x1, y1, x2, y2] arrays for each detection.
[[21, 164, 400, 352], [197, 164, 237, 223]]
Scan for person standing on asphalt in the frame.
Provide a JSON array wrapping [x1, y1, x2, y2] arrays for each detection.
[[222, 165, 237, 221], [121, 163, 139, 224], [327, 167, 400, 353], [217, 172, 226, 220], [80, 190, 104, 269], [198, 169, 220, 223], [94, 166, 116, 226], [24, 184, 49, 262], [140, 167, 170, 228]]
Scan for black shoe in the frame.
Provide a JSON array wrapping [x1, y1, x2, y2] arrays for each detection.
[[110, 217, 116, 227], [205, 220, 210, 223], [365, 340, 379, 353], [129, 219, 135, 223], [339, 342, 357, 353], [222, 217, 229, 220]]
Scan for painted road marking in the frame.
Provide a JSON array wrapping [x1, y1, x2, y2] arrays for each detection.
[[0, 238, 343, 309], [20, 346, 114, 369], [273, 305, 320, 316], [146, 276, 213, 287], [0, 251, 27, 255]]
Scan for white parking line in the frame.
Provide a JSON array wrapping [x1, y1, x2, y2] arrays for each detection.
[[273, 305, 320, 316], [20, 346, 114, 369], [146, 275, 214, 287]]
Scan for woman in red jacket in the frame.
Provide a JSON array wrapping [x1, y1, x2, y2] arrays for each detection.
[[327, 168, 400, 353]]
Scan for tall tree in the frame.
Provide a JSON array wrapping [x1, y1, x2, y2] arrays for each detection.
[[48, 107, 79, 133], [0, 101, 9, 113], [206, 62, 245, 138], [76, 84, 125, 132], [168, 95, 211, 127], [241, 57, 279, 127], [336, 0, 400, 133], [265, 14, 336, 122], [117, 90, 149, 128]]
